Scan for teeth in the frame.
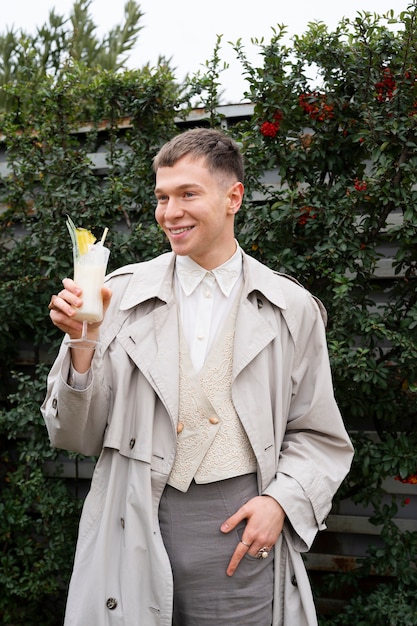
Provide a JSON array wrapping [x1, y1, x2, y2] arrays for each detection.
[[171, 227, 192, 235]]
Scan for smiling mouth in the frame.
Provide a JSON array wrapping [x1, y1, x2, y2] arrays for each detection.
[[170, 226, 194, 235]]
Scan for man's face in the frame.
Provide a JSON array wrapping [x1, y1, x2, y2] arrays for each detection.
[[154, 155, 243, 270]]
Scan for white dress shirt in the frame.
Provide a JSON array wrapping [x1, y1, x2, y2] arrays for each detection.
[[175, 245, 243, 371]]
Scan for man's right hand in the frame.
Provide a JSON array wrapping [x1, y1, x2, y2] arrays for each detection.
[[48, 277, 112, 372]]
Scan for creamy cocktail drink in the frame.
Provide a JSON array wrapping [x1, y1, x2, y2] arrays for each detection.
[[66, 217, 110, 347], [73, 244, 110, 323]]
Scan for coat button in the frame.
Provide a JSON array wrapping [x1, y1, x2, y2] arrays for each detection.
[[52, 398, 57, 409], [106, 597, 118, 610], [177, 422, 184, 434], [209, 416, 220, 425], [129, 438, 136, 449], [120, 517, 125, 529], [291, 575, 297, 587]]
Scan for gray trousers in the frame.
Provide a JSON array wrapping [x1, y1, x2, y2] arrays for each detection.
[[159, 474, 274, 625]]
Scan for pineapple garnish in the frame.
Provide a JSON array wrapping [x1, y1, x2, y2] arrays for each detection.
[[66, 216, 97, 257], [75, 228, 96, 256]]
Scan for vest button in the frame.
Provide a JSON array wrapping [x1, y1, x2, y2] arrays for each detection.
[[209, 416, 220, 425], [129, 438, 136, 449], [177, 422, 184, 434]]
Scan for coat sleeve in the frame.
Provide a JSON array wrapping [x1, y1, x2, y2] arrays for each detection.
[[263, 289, 354, 552], [40, 343, 112, 456]]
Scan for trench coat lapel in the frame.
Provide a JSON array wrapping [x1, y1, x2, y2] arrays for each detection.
[[232, 298, 276, 379], [117, 302, 179, 426], [112, 252, 180, 424], [232, 252, 286, 380]]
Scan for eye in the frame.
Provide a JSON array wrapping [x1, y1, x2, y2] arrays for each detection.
[[183, 191, 195, 198]]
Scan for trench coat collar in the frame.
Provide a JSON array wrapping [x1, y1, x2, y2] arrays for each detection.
[[116, 249, 288, 312], [119, 252, 176, 310], [241, 253, 287, 310]]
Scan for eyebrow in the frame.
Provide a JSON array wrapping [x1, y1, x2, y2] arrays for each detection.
[[154, 182, 204, 195]]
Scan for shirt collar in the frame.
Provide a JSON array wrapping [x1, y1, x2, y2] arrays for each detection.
[[175, 244, 243, 297]]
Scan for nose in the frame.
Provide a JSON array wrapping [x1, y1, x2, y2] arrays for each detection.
[[162, 197, 184, 221]]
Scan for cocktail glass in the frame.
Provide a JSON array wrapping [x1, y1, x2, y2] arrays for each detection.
[[65, 241, 110, 349]]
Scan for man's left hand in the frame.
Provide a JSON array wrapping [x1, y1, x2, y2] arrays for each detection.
[[220, 495, 286, 576]]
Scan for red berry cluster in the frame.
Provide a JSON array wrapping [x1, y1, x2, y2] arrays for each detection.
[[375, 67, 396, 103], [299, 92, 334, 121], [260, 110, 283, 138], [354, 179, 367, 192], [297, 206, 317, 226], [395, 473, 417, 485], [260, 121, 279, 138]]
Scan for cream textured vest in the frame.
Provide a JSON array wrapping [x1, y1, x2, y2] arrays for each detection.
[[168, 291, 257, 492]]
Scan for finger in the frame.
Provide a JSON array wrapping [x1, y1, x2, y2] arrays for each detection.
[[49, 308, 84, 336], [53, 291, 82, 317], [220, 504, 247, 534], [102, 286, 112, 313], [226, 541, 248, 577], [62, 277, 82, 296]]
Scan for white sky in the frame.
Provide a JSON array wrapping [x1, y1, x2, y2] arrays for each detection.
[[2, 0, 411, 103]]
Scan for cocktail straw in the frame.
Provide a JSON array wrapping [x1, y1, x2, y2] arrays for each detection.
[[101, 227, 109, 245]]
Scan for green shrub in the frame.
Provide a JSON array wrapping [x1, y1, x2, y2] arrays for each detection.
[[0, 368, 82, 624]]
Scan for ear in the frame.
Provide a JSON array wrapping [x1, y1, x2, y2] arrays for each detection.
[[227, 181, 244, 215]]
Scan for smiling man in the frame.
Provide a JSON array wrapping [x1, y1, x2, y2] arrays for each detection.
[[154, 137, 242, 269], [42, 128, 353, 626]]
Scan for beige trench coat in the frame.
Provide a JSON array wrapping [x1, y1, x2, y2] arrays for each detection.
[[41, 250, 353, 626]]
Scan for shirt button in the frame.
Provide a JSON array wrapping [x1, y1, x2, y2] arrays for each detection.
[[209, 416, 220, 425], [204, 290, 212, 298], [106, 597, 118, 610], [197, 334, 204, 340]]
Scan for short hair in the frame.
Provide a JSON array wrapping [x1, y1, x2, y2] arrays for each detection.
[[153, 128, 244, 183]]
